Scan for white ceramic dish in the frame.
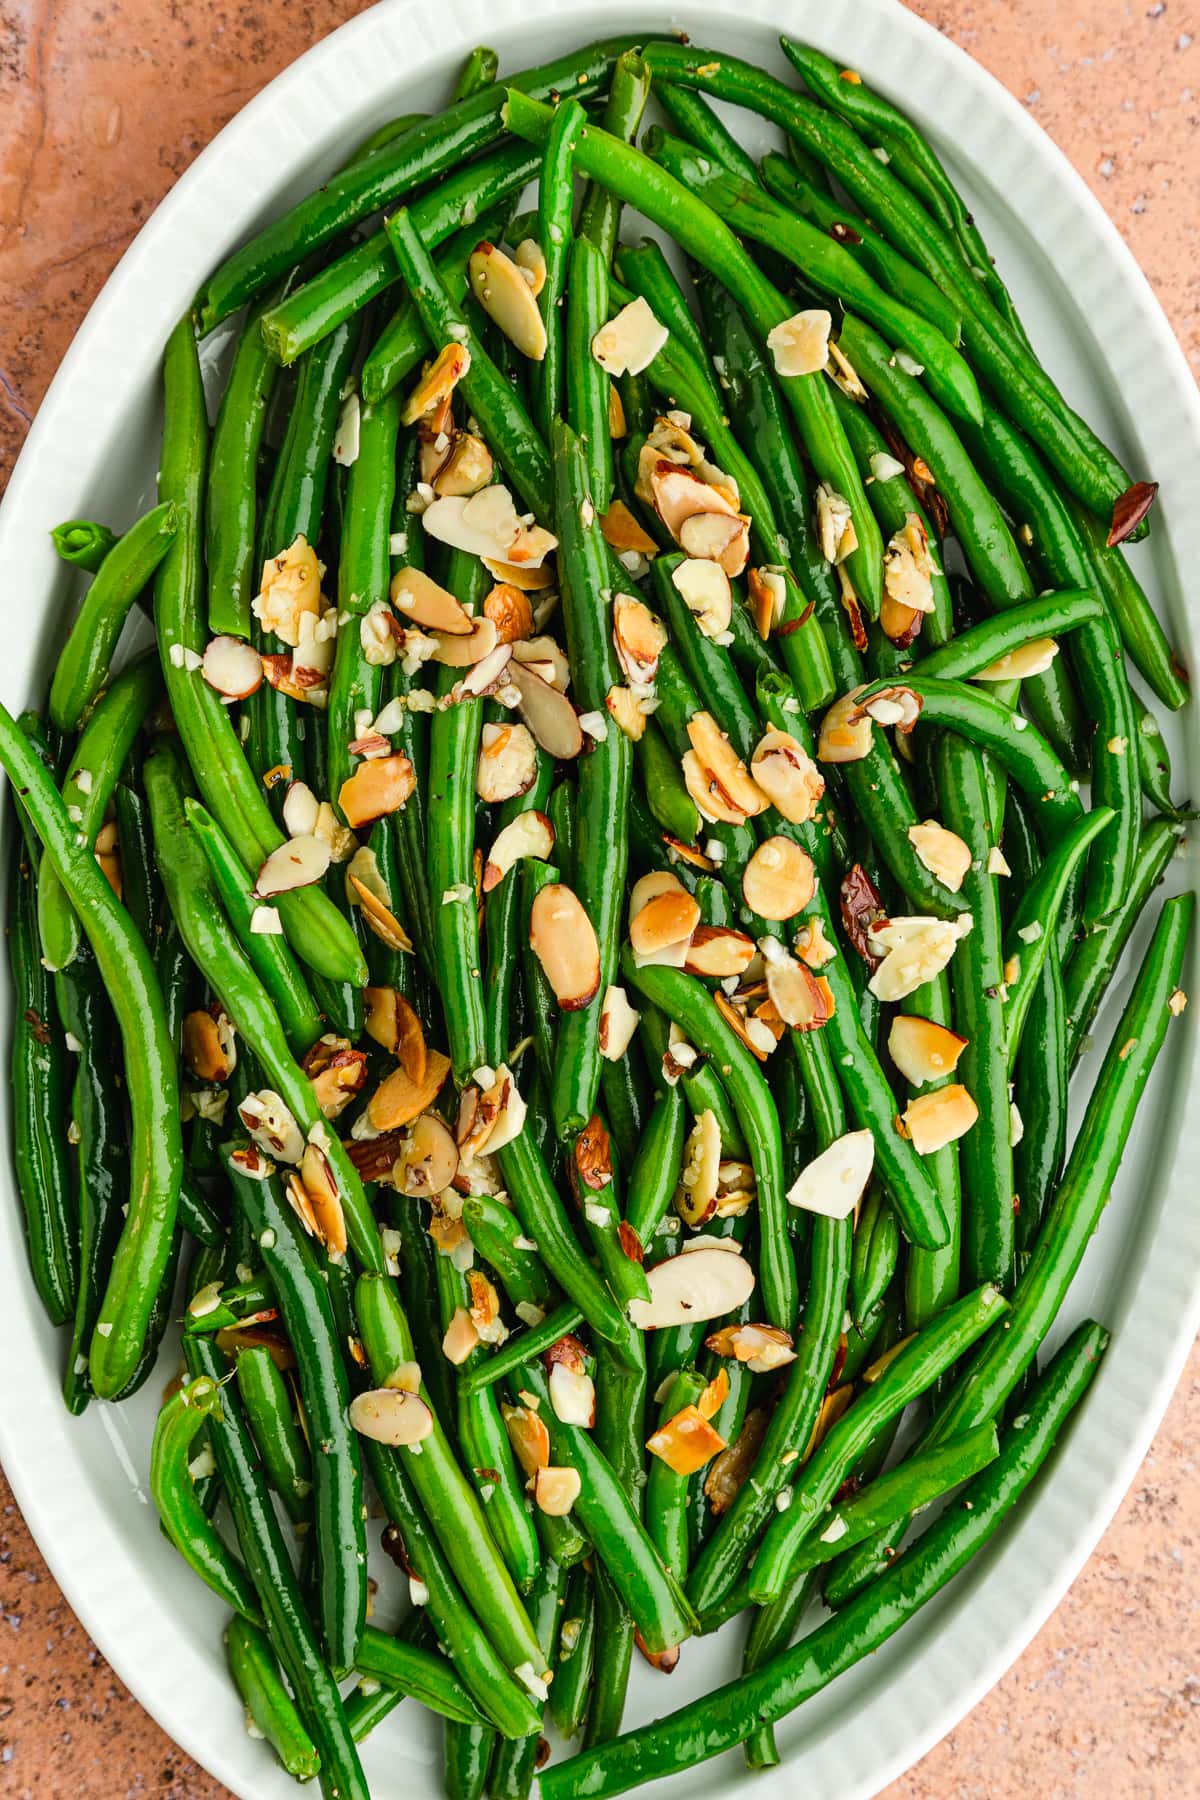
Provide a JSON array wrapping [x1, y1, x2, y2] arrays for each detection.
[[0, 2, 1196, 1795]]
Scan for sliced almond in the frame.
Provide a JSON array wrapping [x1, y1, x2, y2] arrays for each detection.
[[868, 914, 971, 1003], [364, 982, 424, 1072], [401, 343, 471, 427], [704, 1406, 768, 1515], [513, 237, 547, 297], [508, 661, 583, 759], [533, 1465, 582, 1515], [347, 868, 414, 955], [764, 948, 831, 1030], [629, 889, 701, 958], [598, 984, 640, 1061], [600, 499, 659, 558], [482, 809, 555, 893], [646, 1405, 726, 1476], [453, 640, 513, 700], [476, 721, 539, 803], [443, 1306, 480, 1366], [787, 1130, 875, 1219], [281, 780, 320, 839], [433, 432, 494, 499], [855, 686, 922, 733], [299, 1142, 348, 1258], [432, 614, 500, 669], [818, 687, 873, 764], [697, 1367, 730, 1421], [671, 557, 732, 638], [481, 554, 556, 592], [651, 463, 739, 544], [502, 1404, 551, 1478], [254, 834, 331, 898], [182, 1007, 237, 1084], [483, 583, 534, 645], [628, 1246, 756, 1330], [548, 1361, 596, 1428], [339, 754, 416, 831], [574, 1115, 613, 1192], [888, 1014, 968, 1088], [748, 566, 787, 639], [529, 884, 601, 1011], [350, 1387, 434, 1446], [766, 308, 832, 377], [715, 991, 776, 1062], [368, 1047, 453, 1132], [390, 566, 473, 635], [314, 802, 357, 863], [682, 750, 748, 826], [975, 638, 1060, 682], [423, 487, 557, 570], [254, 536, 322, 647], [686, 713, 768, 817], [512, 636, 570, 692], [303, 1036, 370, 1118], [239, 1089, 305, 1164], [684, 925, 756, 980], [750, 730, 825, 824], [907, 820, 972, 892], [613, 592, 668, 685], [677, 513, 750, 579], [628, 869, 686, 922], [880, 591, 925, 649], [592, 295, 668, 377], [676, 1109, 722, 1227], [705, 1322, 796, 1374], [608, 381, 627, 439], [202, 635, 263, 699], [470, 242, 548, 361], [606, 684, 648, 741], [743, 837, 816, 921], [903, 1083, 979, 1154], [883, 513, 935, 615], [794, 917, 837, 969], [815, 485, 857, 565], [394, 1112, 460, 1198]]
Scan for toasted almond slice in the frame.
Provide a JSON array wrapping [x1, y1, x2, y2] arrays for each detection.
[[606, 684, 648, 741], [423, 487, 557, 570], [750, 730, 825, 824], [254, 834, 331, 897], [281, 779, 320, 839], [502, 1404, 551, 1477], [544, 1333, 589, 1376], [182, 1007, 237, 1084], [432, 614, 500, 668], [677, 512, 750, 579], [608, 380, 627, 439], [314, 802, 357, 863], [483, 809, 555, 893], [339, 754, 416, 831], [975, 638, 1060, 681], [663, 835, 718, 872], [254, 536, 322, 647], [483, 583, 534, 645], [442, 1306, 480, 1366], [530, 884, 601, 1011], [433, 432, 495, 499], [467, 1271, 506, 1348], [883, 512, 935, 615], [764, 949, 830, 1030], [481, 554, 557, 592], [671, 557, 733, 638], [787, 1130, 875, 1219], [239, 1089, 305, 1164], [350, 1387, 434, 1446], [713, 991, 776, 1062], [628, 1245, 756, 1330], [903, 1083, 979, 1154], [888, 1014, 968, 1087], [794, 917, 837, 970], [743, 837, 816, 921], [766, 308, 832, 377], [533, 1465, 582, 1515], [908, 820, 972, 892], [856, 685, 922, 732], [651, 463, 739, 542], [299, 1142, 348, 1258], [687, 712, 768, 817], [202, 635, 263, 699], [818, 687, 873, 764], [364, 985, 425, 1079], [803, 1382, 854, 1459], [880, 590, 925, 649], [697, 1367, 730, 1421], [477, 721, 539, 803], [513, 236, 547, 296], [601, 499, 659, 557], [574, 1114, 613, 1191], [868, 914, 971, 1003], [704, 1405, 768, 1515], [453, 641, 514, 701], [629, 888, 701, 958], [706, 1322, 796, 1374], [815, 485, 857, 565], [470, 242, 548, 360], [368, 1047, 453, 1132], [548, 1361, 596, 1427], [613, 591, 668, 684], [748, 566, 787, 639], [512, 635, 570, 692], [628, 870, 686, 922], [509, 661, 583, 759], [676, 1108, 722, 1227], [348, 869, 414, 955], [592, 295, 668, 377], [682, 750, 747, 826], [598, 984, 640, 1061], [684, 925, 756, 979], [646, 1405, 726, 1477], [401, 343, 471, 427], [395, 1112, 460, 1198]]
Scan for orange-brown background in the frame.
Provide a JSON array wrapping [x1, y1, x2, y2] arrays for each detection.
[[1, 0, 1197, 1793]]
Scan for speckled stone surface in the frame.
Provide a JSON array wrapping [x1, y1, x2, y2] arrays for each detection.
[[0, 1, 1197, 1794]]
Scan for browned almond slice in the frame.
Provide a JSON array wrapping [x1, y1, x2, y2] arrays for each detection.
[[423, 488, 557, 570], [511, 635, 570, 691], [646, 1405, 727, 1476], [260, 653, 307, 704], [684, 925, 756, 980], [681, 751, 746, 826], [651, 463, 739, 541], [677, 512, 750, 579], [803, 1383, 854, 1459], [481, 554, 556, 592], [401, 343, 471, 427], [818, 687, 873, 763], [855, 686, 922, 733], [903, 1083, 979, 1154], [482, 809, 555, 893], [697, 1367, 730, 1420], [763, 947, 830, 1029], [671, 557, 732, 638], [339, 754, 416, 831], [254, 834, 331, 897], [432, 614, 500, 669], [281, 779, 320, 839], [502, 1404, 551, 1477], [888, 1014, 968, 1087], [766, 308, 832, 377], [299, 1142, 347, 1258], [815, 485, 857, 565], [686, 712, 768, 817], [350, 1387, 434, 1446], [532, 1465, 582, 1515], [442, 1306, 480, 1366], [612, 591, 668, 684], [628, 870, 686, 923], [239, 1090, 305, 1163], [704, 1406, 768, 1515], [513, 237, 547, 296], [202, 635, 263, 699], [629, 888, 701, 958], [453, 641, 513, 701], [368, 1046, 453, 1132], [476, 721, 539, 803], [394, 1111, 459, 1197], [705, 1322, 796, 1374], [794, 917, 837, 969], [469, 242, 548, 361], [529, 883, 600, 1011], [509, 661, 583, 759], [574, 1114, 613, 1191], [743, 837, 816, 921], [548, 1361, 596, 1427], [868, 915, 971, 1003], [600, 498, 658, 557], [389, 566, 474, 635], [433, 432, 494, 499], [907, 820, 971, 891], [255, 536, 322, 646], [883, 512, 935, 615], [786, 1130, 875, 1218], [606, 684, 647, 742], [750, 729, 825, 824], [975, 637, 1060, 681], [879, 590, 925, 649], [182, 1007, 237, 1083], [748, 566, 787, 638], [628, 1245, 755, 1330], [469, 1270, 505, 1345], [676, 1109, 722, 1227], [591, 296, 668, 376], [483, 582, 534, 645], [662, 834, 717, 872], [598, 984, 640, 1061], [544, 1333, 590, 1375], [303, 1035, 369, 1117], [608, 380, 627, 439], [347, 868, 414, 955]]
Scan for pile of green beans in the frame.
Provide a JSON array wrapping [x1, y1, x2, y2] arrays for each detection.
[[6, 33, 1190, 1800]]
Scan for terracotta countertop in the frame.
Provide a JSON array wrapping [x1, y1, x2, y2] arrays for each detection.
[[1, 0, 1197, 1793]]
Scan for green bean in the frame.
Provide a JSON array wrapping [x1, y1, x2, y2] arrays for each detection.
[[225, 1615, 321, 1782], [533, 95, 587, 439], [598, 1040, 649, 1172], [656, 80, 760, 183], [1068, 499, 1187, 709], [567, 237, 616, 517], [49, 504, 179, 730], [235, 1344, 313, 1525], [1063, 818, 1182, 1068], [355, 1626, 487, 1727], [207, 293, 279, 638], [1002, 805, 1114, 1071], [578, 50, 651, 265], [456, 1302, 586, 1400], [645, 1369, 705, 1585], [150, 1377, 262, 1621], [1014, 941, 1068, 1262], [621, 1083, 686, 1247], [550, 1563, 596, 1738], [614, 240, 719, 405], [50, 517, 118, 571], [359, 207, 508, 405], [443, 1720, 495, 1800], [487, 1557, 566, 1799], [850, 1188, 900, 1323], [639, 1001, 747, 1158], [585, 1563, 636, 1748]]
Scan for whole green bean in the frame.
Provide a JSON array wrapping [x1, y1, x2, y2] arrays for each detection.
[[225, 1615, 321, 1782], [49, 503, 179, 729]]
